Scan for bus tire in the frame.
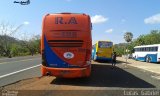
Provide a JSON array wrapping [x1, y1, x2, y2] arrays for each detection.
[[146, 56, 151, 63]]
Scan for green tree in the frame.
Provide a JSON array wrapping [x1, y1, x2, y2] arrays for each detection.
[[124, 32, 133, 43], [114, 43, 126, 56], [134, 30, 160, 46], [0, 22, 24, 58], [124, 32, 133, 53], [124, 32, 133, 65], [114, 30, 160, 57], [20, 35, 40, 56]]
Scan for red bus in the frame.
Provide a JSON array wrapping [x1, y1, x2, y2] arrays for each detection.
[[41, 13, 92, 78]]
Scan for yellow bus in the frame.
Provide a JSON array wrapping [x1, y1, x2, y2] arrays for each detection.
[[92, 41, 113, 61]]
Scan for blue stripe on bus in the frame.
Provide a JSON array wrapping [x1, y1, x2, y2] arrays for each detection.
[[44, 36, 69, 68], [136, 57, 145, 61], [146, 54, 157, 62], [135, 54, 157, 63], [96, 56, 112, 61]]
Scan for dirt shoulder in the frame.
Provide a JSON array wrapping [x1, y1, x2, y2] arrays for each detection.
[[117, 57, 160, 75]]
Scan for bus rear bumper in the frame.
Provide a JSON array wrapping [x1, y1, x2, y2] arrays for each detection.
[[41, 65, 91, 78]]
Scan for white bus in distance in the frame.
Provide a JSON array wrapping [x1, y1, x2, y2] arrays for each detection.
[[132, 44, 160, 63]]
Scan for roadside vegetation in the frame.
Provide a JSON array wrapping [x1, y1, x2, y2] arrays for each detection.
[[0, 22, 40, 58], [114, 30, 160, 56]]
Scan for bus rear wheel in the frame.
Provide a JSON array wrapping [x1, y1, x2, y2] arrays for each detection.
[[146, 56, 151, 63]]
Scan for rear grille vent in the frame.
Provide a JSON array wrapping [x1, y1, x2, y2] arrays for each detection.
[[48, 40, 83, 47]]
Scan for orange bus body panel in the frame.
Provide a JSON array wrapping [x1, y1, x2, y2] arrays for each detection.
[[41, 13, 92, 78]]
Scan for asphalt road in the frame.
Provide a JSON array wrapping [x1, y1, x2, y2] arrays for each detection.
[[0, 56, 160, 96], [50, 61, 160, 88], [0, 55, 41, 87]]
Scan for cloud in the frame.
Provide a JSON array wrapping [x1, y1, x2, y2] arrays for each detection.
[[105, 28, 113, 33], [23, 21, 30, 25], [91, 15, 108, 24], [144, 13, 160, 24]]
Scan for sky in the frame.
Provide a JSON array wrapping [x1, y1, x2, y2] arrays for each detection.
[[0, 0, 160, 44]]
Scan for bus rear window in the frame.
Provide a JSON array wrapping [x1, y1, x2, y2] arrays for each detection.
[[98, 42, 113, 48], [135, 46, 158, 52]]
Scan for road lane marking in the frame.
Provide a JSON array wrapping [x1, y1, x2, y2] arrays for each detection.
[[0, 58, 40, 65], [0, 64, 41, 79]]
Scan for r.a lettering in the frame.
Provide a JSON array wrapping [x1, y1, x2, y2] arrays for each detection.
[[68, 17, 77, 24], [55, 17, 63, 24], [55, 17, 78, 24]]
